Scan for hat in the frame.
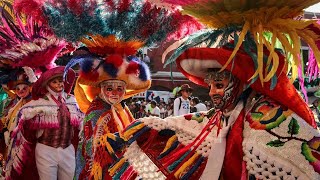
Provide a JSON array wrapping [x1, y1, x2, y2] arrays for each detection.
[[162, 1, 320, 128], [32, 66, 76, 100], [175, 47, 316, 128], [36, 0, 202, 113], [72, 54, 152, 112], [2, 67, 36, 91], [179, 84, 193, 92]]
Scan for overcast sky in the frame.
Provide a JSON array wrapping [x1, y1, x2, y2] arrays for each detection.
[[305, 3, 320, 12]]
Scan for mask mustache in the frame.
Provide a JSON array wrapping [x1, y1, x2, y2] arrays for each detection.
[[211, 94, 223, 100], [109, 95, 119, 98]]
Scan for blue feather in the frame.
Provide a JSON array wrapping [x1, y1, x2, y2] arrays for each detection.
[[63, 55, 96, 79], [138, 62, 150, 81], [102, 63, 118, 78]]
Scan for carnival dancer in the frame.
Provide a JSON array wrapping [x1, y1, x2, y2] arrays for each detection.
[[0, 68, 35, 179], [99, 1, 320, 179], [6, 66, 83, 180], [15, 0, 202, 179], [2, 69, 34, 156], [0, 9, 77, 179]]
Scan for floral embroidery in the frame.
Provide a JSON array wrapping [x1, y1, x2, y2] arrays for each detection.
[[247, 97, 292, 130], [246, 95, 320, 174], [301, 137, 320, 173]]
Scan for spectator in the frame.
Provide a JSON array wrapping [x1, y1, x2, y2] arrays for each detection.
[[173, 84, 192, 116], [166, 104, 173, 117], [159, 103, 166, 118], [190, 98, 197, 113], [193, 97, 208, 112], [148, 100, 160, 117]]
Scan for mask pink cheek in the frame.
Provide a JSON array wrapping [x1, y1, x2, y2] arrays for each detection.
[[115, 91, 125, 96]]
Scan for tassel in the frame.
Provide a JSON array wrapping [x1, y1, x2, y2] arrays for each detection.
[[127, 126, 151, 145], [168, 151, 191, 171], [181, 156, 204, 180], [163, 111, 222, 172], [174, 153, 200, 178], [109, 157, 126, 176], [113, 162, 129, 180], [158, 136, 179, 159], [123, 123, 145, 140]]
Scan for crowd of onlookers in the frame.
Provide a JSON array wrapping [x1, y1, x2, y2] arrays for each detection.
[[126, 96, 213, 119]]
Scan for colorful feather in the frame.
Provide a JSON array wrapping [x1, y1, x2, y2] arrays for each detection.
[[15, 0, 202, 57], [0, 12, 66, 72], [163, 0, 320, 85]]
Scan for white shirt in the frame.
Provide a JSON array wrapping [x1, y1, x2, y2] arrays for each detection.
[[173, 97, 190, 116], [195, 103, 208, 112], [151, 106, 160, 117]]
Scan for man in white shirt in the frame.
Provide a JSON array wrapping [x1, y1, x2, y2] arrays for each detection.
[[173, 84, 192, 116], [148, 100, 160, 117]]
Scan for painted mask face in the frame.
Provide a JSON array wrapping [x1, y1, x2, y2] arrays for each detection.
[[15, 84, 30, 99], [205, 69, 240, 110], [48, 76, 64, 93], [100, 80, 126, 105]]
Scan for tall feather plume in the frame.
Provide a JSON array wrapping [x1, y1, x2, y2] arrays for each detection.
[[0, 2, 68, 88], [17, 0, 202, 53], [22, 66, 37, 83], [0, 12, 66, 71], [14, 0, 202, 75], [162, 0, 320, 86]]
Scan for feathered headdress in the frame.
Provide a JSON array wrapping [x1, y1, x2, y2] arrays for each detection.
[[163, 0, 320, 83], [14, 0, 202, 112], [161, 0, 320, 128], [0, 3, 67, 97], [0, 12, 66, 72]]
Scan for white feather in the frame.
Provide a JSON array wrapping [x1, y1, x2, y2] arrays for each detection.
[[22, 66, 37, 83]]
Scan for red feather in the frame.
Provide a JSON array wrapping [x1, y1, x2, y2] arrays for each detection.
[[13, 0, 47, 23], [118, 0, 131, 13], [68, 0, 83, 15], [105, 55, 123, 68], [126, 61, 139, 74], [79, 70, 99, 81], [13, 44, 65, 68]]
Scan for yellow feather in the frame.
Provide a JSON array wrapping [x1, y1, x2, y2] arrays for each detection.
[[262, 34, 279, 82], [220, 21, 250, 72]]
